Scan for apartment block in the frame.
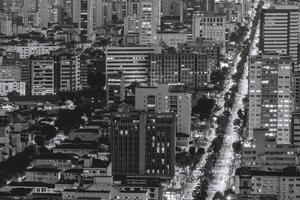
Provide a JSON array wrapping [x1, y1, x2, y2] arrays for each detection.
[[105, 46, 161, 105], [248, 54, 292, 144], [260, 5, 299, 70], [149, 53, 209, 88], [111, 111, 176, 179], [30, 56, 55, 96], [54, 55, 81, 92], [135, 84, 192, 135], [192, 13, 226, 55]]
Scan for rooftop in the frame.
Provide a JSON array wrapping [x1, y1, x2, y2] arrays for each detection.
[[176, 132, 190, 138], [236, 167, 300, 177], [26, 165, 60, 173], [8, 181, 55, 188], [10, 188, 33, 196], [63, 189, 110, 193], [86, 159, 110, 169], [35, 153, 74, 160], [54, 143, 97, 150], [64, 168, 83, 174]]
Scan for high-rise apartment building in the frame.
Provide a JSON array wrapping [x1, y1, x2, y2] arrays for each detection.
[[178, 42, 221, 70], [260, 5, 299, 70], [292, 73, 300, 111], [200, 0, 215, 12], [54, 55, 81, 92], [105, 46, 161, 105], [180, 0, 201, 24], [47, 0, 64, 25], [103, 0, 127, 24], [30, 56, 55, 96], [111, 111, 176, 179], [149, 53, 209, 88], [139, 0, 161, 45], [87, 0, 103, 40], [292, 112, 300, 152], [127, 0, 140, 16], [248, 54, 292, 144], [22, 0, 38, 12], [37, 0, 49, 28], [135, 84, 192, 135], [19, 59, 31, 95], [161, 0, 180, 16], [72, 0, 88, 40], [124, 14, 139, 35], [192, 13, 226, 55], [0, 11, 18, 36]]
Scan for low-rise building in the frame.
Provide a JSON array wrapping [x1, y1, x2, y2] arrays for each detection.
[[32, 153, 75, 170], [61, 168, 83, 181], [53, 142, 98, 157], [16, 43, 60, 59], [241, 129, 297, 171], [82, 158, 112, 180], [156, 32, 188, 48], [235, 167, 300, 200], [5, 181, 55, 194], [0, 81, 26, 96], [25, 165, 61, 184], [69, 128, 99, 142], [62, 176, 112, 200]]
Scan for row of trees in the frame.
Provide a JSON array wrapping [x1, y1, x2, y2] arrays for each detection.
[[192, 98, 216, 120], [193, 1, 264, 198], [0, 146, 38, 187], [176, 147, 205, 170]]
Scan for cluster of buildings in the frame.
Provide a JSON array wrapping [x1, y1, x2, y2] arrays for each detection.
[[0, 52, 81, 96], [0, 83, 192, 199], [0, 0, 250, 102], [0, 0, 248, 43], [0, 0, 255, 199], [235, 2, 300, 199]]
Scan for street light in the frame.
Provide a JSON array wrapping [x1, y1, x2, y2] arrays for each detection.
[[226, 195, 232, 200]]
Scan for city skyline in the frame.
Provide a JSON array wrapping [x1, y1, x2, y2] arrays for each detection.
[[0, 0, 300, 200]]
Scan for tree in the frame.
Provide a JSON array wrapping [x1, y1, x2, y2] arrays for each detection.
[[112, 15, 118, 23], [7, 91, 20, 97], [34, 135, 45, 146], [0, 145, 37, 180], [196, 148, 205, 157], [55, 109, 85, 134], [30, 123, 56, 141], [233, 119, 241, 127], [88, 71, 105, 89], [224, 188, 234, 196], [192, 98, 216, 120], [210, 68, 228, 86], [213, 192, 225, 200], [189, 146, 196, 158], [237, 109, 244, 119], [232, 141, 242, 154], [176, 152, 192, 167]]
